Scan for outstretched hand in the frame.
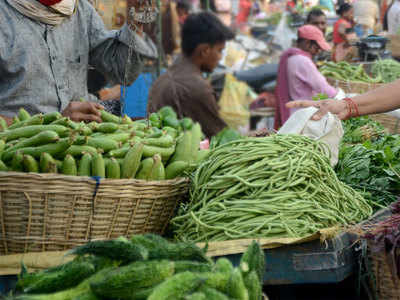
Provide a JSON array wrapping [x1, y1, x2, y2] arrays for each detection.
[[286, 100, 349, 120], [62, 101, 104, 123]]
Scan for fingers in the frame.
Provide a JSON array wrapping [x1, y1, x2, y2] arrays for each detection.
[[286, 100, 316, 109], [70, 112, 102, 123], [80, 102, 103, 117]]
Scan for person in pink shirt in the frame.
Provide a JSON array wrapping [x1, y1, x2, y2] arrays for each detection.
[[274, 25, 337, 129]]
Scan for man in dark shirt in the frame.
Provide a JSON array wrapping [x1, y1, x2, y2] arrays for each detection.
[[148, 12, 234, 138]]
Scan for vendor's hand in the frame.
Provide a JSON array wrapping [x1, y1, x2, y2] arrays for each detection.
[[62, 101, 103, 123], [286, 100, 348, 120]]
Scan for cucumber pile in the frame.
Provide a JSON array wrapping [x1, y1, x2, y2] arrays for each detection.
[[0, 107, 208, 180], [13, 236, 265, 300]]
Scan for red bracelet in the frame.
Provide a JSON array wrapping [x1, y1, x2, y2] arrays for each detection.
[[344, 98, 359, 119]]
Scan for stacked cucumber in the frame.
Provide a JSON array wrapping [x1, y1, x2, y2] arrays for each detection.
[[14, 236, 264, 300], [0, 107, 208, 180]]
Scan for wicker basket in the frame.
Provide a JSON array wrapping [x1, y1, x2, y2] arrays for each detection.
[[326, 77, 384, 95], [368, 240, 400, 300], [370, 114, 400, 134], [0, 172, 189, 255]]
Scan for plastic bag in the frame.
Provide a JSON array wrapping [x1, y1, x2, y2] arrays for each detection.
[[272, 12, 297, 50], [219, 73, 255, 130], [278, 107, 344, 166]]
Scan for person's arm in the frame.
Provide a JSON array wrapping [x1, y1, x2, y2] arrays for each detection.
[[338, 22, 349, 43], [86, 2, 157, 87], [286, 79, 400, 120]]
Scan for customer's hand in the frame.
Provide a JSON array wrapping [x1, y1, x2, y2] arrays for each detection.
[[62, 101, 103, 123], [286, 99, 348, 120]]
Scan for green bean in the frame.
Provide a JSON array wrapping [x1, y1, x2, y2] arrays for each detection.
[[172, 135, 372, 242]]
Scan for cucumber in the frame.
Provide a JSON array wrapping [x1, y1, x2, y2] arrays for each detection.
[[198, 272, 231, 293], [0, 118, 7, 132], [87, 137, 119, 153], [198, 286, 229, 300], [227, 268, 248, 300], [18, 108, 31, 121], [0, 160, 8, 171], [0, 125, 69, 142], [106, 133, 131, 143], [214, 258, 234, 275], [148, 154, 165, 181], [78, 153, 92, 176], [100, 110, 121, 124], [62, 145, 98, 158], [197, 149, 210, 163], [106, 158, 120, 179], [163, 115, 180, 130], [54, 159, 63, 170], [12, 116, 20, 125], [174, 261, 212, 274], [142, 145, 175, 161], [40, 153, 58, 173], [51, 117, 79, 130], [163, 126, 178, 139], [8, 114, 44, 130], [62, 154, 77, 176], [240, 241, 265, 282], [18, 260, 96, 294], [143, 135, 175, 148], [170, 131, 192, 163], [43, 112, 62, 124], [0, 140, 5, 155], [3, 139, 71, 161], [95, 122, 119, 134], [77, 123, 93, 136], [186, 293, 206, 300], [90, 260, 174, 300], [11, 151, 24, 172], [180, 118, 193, 131], [190, 123, 202, 163], [6, 131, 59, 153], [149, 113, 162, 128], [121, 142, 144, 178], [91, 153, 105, 177], [23, 155, 39, 173], [243, 271, 262, 300], [107, 147, 130, 158], [148, 272, 205, 300], [122, 115, 134, 125], [72, 135, 88, 146], [135, 158, 154, 180], [158, 106, 177, 120], [165, 161, 190, 179], [69, 238, 149, 263]]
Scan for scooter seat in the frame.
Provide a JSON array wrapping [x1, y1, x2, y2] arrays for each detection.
[[234, 64, 278, 91]]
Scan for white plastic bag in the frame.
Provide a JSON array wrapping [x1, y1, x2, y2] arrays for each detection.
[[278, 107, 344, 167]]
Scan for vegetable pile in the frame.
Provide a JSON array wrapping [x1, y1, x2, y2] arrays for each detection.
[[320, 62, 382, 84], [336, 117, 400, 210], [0, 107, 207, 180], [371, 59, 400, 84], [13, 235, 265, 300], [172, 135, 372, 242]]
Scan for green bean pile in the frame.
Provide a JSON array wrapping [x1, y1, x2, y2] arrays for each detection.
[[371, 59, 400, 84], [172, 135, 373, 242], [320, 61, 382, 84]]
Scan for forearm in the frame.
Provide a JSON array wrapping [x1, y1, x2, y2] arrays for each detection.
[[353, 79, 400, 115]]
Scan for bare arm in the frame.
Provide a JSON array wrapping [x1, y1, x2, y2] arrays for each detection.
[[286, 79, 400, 120]]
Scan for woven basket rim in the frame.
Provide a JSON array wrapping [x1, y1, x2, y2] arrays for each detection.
[[0, 171, 190, 185]]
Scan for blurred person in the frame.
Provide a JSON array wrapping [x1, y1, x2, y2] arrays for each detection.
[[148, 12, 234, 137], [275, 25, 337, 129], [0, 0, 156, 124], [388, 0, 400, 35], [332, 3, 356, 61], [236, 0, 252, 26], [176, 0, 191, 24], [307, 8, 328, 34], [353, 0, 379, 38]]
